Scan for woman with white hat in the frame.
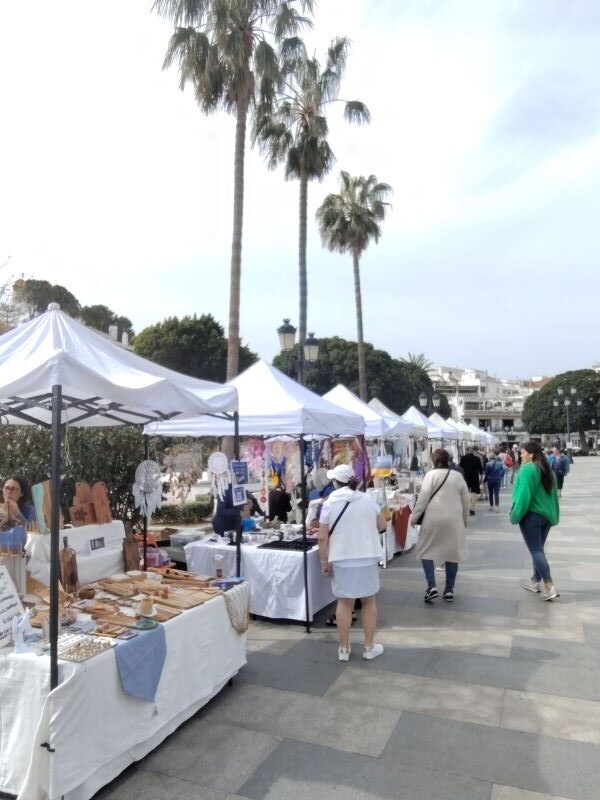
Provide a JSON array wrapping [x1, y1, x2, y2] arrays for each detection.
[[318, 464, 387, 662]]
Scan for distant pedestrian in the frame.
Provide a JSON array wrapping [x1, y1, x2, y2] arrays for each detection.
[[511, 441, 560, 601], [511, 443, 520, 484], [484, 452, 505, 512], [548, 446, 569, 497], [410, 448, 470, 603], [499, 449, 511, 488], [459, 447, 483, 515]]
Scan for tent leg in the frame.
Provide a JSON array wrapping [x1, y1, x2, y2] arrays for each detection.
[[50, 384, 62, 691], [143, 435, 149, 571], [299, 436, 311, 634], [234, 412, 242, 577]]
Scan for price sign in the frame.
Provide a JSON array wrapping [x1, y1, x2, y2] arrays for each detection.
[[0, 565, 24, 649]]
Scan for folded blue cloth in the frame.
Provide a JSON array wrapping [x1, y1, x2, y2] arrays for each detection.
[[114, 625, 166, 702]]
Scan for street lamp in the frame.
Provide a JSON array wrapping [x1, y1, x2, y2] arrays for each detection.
[[555, 386, 576, 444], [504, 425, 513, 448], [276, 319, 319, 384]]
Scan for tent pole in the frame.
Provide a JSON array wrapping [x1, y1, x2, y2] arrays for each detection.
[[234, 412, 242, 577], [299, 435, 311, 633], [142, 435, 149, 571], [49, 384, 62, 691]]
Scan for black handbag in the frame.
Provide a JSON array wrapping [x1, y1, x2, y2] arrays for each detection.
[[415, 469, 450, 525]]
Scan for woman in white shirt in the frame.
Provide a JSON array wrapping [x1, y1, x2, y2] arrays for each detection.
[[319, 464, 387, 662]]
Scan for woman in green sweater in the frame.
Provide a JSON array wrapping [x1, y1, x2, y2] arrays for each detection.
[[510, 441, 560, 600]]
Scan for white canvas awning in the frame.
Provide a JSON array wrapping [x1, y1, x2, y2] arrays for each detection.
[[427, 412, 459, 441], [0, 305, 238, 426], [145, 360, 365, 438], [444, 418, 469, 440], [367, 397, 422, 437], [400, 406, 443, 439], [322, 385, 414, 438]]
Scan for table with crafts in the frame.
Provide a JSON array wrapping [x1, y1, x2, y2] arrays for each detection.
[[0, 580, 248, 800], [185, 536, 336, 622]]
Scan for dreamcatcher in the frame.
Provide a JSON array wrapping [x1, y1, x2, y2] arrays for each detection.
[[208, 452, 231, 501], [132, 460, 163, 518]]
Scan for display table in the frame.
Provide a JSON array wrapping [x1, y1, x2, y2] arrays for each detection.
[[185, 539, 335, 622], [382, 504, 418, 566], [26, 521, 126, 586], [0, 593, 246, 800]]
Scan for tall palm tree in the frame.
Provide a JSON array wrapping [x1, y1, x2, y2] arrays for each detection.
[[401, 353, 434, 373], [154, 0, 313, 380], [316, 171, 391, 401], [253, 38, 369, 381]]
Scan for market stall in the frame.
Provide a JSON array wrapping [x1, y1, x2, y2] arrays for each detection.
[[0, 304, 243, 800], [145, 360, 365, 630], [185, 536, 334, 621]]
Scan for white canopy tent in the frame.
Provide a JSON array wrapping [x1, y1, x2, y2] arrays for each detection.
[[455, 420, 475, 441], [444, 417, 469, 441], [400, 406, 445, 439], [145, 360, 365, 438], [145, 360, 365, 633], [322, 384, 414, 438], [0, 304, 240, 688], [465, 424, 488, 444], [427, 412, 459, 441]]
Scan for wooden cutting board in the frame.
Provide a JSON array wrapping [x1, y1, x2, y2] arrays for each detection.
[[97, 579, 137, 598], [69, 502, 97, 527], [122, 525, 140, 572], [74, 482, 93, 505], [92, 482, 112, 524], [155, 588, 222, 609]]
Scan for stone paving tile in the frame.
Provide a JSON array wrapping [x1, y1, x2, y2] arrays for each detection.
[[410, 675, 505, 726], [141, 720, 280, 792], [510, 635, 600, 669], [239, 738, 492, 800], [492, 785, 574, 800], [501, 689, 600, 745], [425, 650, 599, 700], [382, 712, 600, 800], [200, 682, 401, 757], [94, 766, 245, 800], [324, 667, 424, 709], [377, 627, 513, 657]]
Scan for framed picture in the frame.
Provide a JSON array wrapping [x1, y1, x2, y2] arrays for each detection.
[[89, 537, 106, 553], [232, 485, 247, 507], [230, 460, 250, 486]]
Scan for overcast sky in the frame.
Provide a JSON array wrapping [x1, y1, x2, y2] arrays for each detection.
[[1, 0, 598, 380]]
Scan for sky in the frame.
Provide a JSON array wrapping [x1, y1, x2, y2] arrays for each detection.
[[1, 0, 599, 380]]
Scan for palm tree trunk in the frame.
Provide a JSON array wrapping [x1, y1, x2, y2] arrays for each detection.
[[226, 96, 249, 381], [352, 249, 368, 401], [298, 170, 308, 385]]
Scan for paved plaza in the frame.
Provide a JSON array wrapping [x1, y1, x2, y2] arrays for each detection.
[[96, 459, 600, 800]]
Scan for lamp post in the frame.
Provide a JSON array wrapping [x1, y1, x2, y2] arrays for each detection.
[[419, 391, 442, 446], [554, 385, 576, 445], [277, 319, 319, 385]]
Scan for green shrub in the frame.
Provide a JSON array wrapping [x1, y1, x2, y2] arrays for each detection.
[[151, 498, 213, 524]]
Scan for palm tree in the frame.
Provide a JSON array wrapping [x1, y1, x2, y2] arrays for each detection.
[[316, 171, 391, 401], [401, 353, 434, 373], [154, 0, 313, 380], [253, 38, 369, 380]]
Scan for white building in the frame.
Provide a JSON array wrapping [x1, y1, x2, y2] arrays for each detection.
[[429, 365, 534, 446]]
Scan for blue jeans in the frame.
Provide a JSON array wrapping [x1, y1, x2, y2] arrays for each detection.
[[422, 559, 458, 591], [519, 511, 552, 582], [487, 480, 501, 507]]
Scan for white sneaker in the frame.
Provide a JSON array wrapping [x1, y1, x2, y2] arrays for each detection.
[[338, 646, 351, 662], [363, 643, 384, 660], [544, 584, 560, 601], [436, 564, 446, 571], [522, 579, 541, 593], [495, 507, 501, 513]]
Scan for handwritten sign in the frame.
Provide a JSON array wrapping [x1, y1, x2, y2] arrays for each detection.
[[0, 565, 24, 649]]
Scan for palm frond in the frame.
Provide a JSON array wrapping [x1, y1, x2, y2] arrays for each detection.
[[280, 35, 306, 63], [272, 4, 313, 39], [343, 100, 371, 125], [152, 0, 208, 26]]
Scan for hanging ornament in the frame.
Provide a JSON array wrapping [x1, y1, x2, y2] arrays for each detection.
[[208, 451, 231, 501], [132, 460, 163, 518]]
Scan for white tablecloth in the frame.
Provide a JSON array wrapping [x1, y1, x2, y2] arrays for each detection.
[[185, 539, 335, 621], [26, 521, 126, 586], [0, 594, 246, 800]]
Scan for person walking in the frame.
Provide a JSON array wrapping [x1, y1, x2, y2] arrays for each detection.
[[410, 448, 470, 602], [548, 446, 569, 497], [499, 449, 511, 488], [459, 446, 483, 515], [484, 452, 505, 512], [318, 464, 387, 662], [511, 443, 520, 484], [510, 441, 560, 600]]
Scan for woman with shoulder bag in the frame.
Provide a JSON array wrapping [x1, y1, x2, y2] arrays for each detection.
[[410, 448, 470, 603], [319, 464, 387, 663]]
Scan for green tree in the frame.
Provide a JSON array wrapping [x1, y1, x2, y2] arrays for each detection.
[[12, 278, 80, 318], [273, 336, 449, 416], [401, 352, 433, 373], [254, 37, 369, 376], [154, 0, 313, 380], [523, 369, 600, 453], [134, 313, 257, 381], [79, 305, 135, 340], [316, 172, 392, 401]]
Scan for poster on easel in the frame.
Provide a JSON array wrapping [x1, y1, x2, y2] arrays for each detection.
[[0, 565, 24, 648]]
